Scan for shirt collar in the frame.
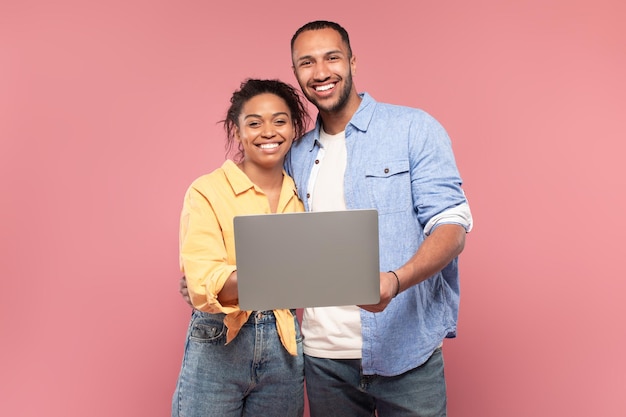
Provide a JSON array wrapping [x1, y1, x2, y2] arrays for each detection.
[[222, 159, 293, 197], [349, 92, 376, 132], [308, 92, 376, 150], [222, 160, 255, 195]]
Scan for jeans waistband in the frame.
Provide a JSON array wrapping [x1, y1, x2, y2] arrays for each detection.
[[245, 309, 296, 324]]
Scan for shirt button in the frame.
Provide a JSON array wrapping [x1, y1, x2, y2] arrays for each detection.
[[306, 193, 310, 199], [384, 168, 390, 173], [315, 159, 320, 164]]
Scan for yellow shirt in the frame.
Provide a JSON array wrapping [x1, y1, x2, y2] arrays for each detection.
[[179, 160, 304, 355]]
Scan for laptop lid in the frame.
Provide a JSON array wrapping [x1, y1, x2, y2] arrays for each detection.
[[234, 209, 380, 311]]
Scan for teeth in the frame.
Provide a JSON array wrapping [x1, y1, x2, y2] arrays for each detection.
[[316, 83, 335, 92], [259, 143, 279, 149]]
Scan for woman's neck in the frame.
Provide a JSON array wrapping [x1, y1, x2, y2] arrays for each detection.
[[237, 162, 284, 212]]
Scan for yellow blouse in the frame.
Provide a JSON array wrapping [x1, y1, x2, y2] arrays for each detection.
[[179, 160, 304, 355]]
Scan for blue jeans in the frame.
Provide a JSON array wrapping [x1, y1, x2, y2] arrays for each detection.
[[304, 347, 447, 417], [172, 310, 304, 417]]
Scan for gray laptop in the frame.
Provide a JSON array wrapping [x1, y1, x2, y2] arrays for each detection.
[[234, 209, 380, 311]]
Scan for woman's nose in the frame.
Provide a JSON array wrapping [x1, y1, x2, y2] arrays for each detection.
[[261, 125, 275, 138]]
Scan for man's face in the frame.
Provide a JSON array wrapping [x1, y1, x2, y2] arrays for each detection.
[[291, 28, 356, 114]]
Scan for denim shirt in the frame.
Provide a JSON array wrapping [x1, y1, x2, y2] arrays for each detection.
[[286, 93, 471, 376]]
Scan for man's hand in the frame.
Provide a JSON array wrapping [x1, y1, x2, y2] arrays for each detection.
[[179, 276, 193, 308], [358, 271, 398, 313], [360, 224, 466, 313]]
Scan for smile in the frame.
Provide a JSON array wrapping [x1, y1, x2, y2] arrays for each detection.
[[315, 83, 335, 92], [258, 143, 280, 149]]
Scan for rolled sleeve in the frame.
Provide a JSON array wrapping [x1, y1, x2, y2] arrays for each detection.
[[424, 202, 473, 235]]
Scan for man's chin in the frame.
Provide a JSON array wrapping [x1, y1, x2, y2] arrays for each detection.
[[318, 100, 348, 114]]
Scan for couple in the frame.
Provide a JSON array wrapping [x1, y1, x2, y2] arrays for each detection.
[[172, 20, 473, 417]]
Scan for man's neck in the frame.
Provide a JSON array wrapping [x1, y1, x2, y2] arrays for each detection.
[[319, 93, 362, 135]]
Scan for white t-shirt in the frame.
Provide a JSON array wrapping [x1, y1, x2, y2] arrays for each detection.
[[302, 129, 363, 359]]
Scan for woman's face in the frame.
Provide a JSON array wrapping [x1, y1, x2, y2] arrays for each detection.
[[236, 93, 296, 170]]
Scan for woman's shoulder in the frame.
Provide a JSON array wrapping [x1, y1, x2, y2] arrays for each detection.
[[187, 161, 234, 192]]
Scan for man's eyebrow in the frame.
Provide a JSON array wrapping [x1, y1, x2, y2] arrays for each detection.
[[295, 50, 344, 62], [295, 54, 314, 63]]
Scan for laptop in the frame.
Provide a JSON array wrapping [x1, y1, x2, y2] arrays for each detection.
[[234, 209, 380, 311]]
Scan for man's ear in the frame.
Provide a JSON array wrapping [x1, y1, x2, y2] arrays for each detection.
[[350, 55, 357, 76]]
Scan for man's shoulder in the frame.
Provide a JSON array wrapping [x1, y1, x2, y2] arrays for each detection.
[[376, 100, 430, 119], [361, 93, 434, 122], [291, 129, 317, 152], [300, 128, 317, 140]]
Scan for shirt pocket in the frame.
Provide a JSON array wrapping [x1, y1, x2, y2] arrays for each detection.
[[364, 159, 412, 214]]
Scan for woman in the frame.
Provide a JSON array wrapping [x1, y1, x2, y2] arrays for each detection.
[[171, 79, 310, 417]]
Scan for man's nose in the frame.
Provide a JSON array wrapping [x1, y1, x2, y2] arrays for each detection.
[[313, 62, 331, 81]]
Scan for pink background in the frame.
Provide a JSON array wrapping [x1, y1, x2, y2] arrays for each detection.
[[2, 1, 625, 416]]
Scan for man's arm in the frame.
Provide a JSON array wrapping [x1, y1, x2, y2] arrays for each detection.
[[396, 223, 466, 289], [359, 223, 466, 313]]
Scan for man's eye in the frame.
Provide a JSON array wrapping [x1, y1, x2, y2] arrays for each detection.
[[275, 120, 287, 125]]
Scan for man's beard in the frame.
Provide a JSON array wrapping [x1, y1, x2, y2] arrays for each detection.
[[305, 73, 353, 114]]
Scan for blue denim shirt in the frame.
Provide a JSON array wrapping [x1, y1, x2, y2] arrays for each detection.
[[286, 93, 470, 376]]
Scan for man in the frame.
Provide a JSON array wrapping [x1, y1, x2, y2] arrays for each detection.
[[181, 20, 472, 417]]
